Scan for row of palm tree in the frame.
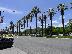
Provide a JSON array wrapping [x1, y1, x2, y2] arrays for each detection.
[[6, 3, 72, 36]]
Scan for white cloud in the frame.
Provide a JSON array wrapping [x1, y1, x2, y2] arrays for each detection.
[[59, 17, 61, 19], [53, 23, 62, 27], [52, 20, 58, 24], [64, 21, 69, 25], [57, 23, 63, 27], [38, 21, 41, 24], [0, 7, 23, 14], [59, 16, 65, 19], [0, 22, 6, 25], [53, 21, 69, 27], [0, 22, 6, 28]]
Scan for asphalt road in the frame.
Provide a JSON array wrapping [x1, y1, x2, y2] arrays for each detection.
[[13, 36, 72, 54]]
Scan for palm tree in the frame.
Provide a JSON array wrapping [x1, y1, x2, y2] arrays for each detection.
[[23, 16, 26, 28], [57, 4, 68, 36], [18, 20, 21, 35], [31, 6, 40, 36], [30, 26, 32, 35], [47, 8, 56, 36], [26, 16, 29, 27], [10, 21, 14, 34], [39, 14, 44, 37], [29, 13, 34, 22], [16, 20, 19, 35], [26, 14, 31, 27], [43, 12, 47, 36]]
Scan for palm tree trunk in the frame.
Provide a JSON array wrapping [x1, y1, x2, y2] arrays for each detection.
[[30, 17, 32, 22], [30, 26, 31, 35], [35, 13, 37, 36], [17, 23, 18, 35], [45, 18, 46, 36], [50, 15, 52, 36], [19, 22, 20, 35], [24, 19, 25, 28], [62, 15, 65, 36], [42, 14, 43, 37], [27, 19, 28, 27], [12, 24, 14, 34]]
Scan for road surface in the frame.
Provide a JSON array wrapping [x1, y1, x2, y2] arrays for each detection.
[[13, 36, 72, 54], [0, 46, 27, 54]]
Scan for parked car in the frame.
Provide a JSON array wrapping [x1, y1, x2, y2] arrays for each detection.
[[0, 34, 14, 48]]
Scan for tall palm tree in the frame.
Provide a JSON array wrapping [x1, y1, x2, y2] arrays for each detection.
[[30, 26, 32, 35], [43, 12, 47, 36], [26, 14, 31, 27], [26, 16, 28, 27], [31, 6, 40, 36], [23, 16, 26, 28], [47, 8, 56, 36], [29, 13, 34, 22], [57, 4, 68, 36], [16, 21, 19, 35], [39, 14, 44, 37], [18, 20, 21, 35]]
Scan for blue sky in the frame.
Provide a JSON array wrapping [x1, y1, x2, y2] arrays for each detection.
[[0, 0, 72, 30]]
